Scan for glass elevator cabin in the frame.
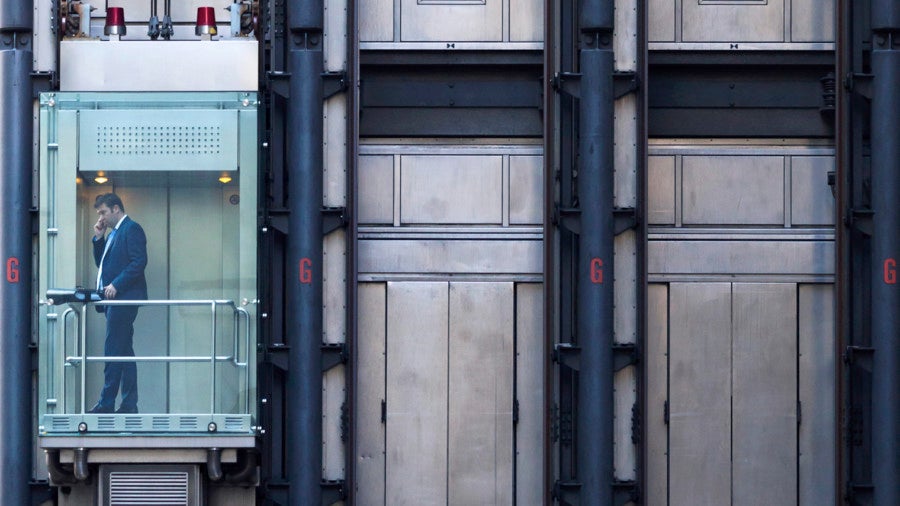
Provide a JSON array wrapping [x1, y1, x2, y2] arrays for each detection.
[[36, 92, 258, 448]]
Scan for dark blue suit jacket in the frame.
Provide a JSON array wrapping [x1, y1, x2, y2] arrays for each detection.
[[93, 216, 148, 300]]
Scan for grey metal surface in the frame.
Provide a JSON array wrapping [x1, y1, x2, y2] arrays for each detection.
[[614, 94, 638, 208], [99, 464, 199, 506], [682, 0, 785, 42], [615, 231, 637, 344], [613, 0, 638, 72], [515, 283, 544, 505], [509, 155, 543, 225], [645, 284, 668, 506], [731, 283, 797, 506], [797, 284, 835, 506], [648, 0, 675, 42], [649, 240, 834, 276], [648, 155, 675, 225], [791, 156, 835, 226], [668, 283, 732, 506], [60, 40, 258, 92], [41, 436, 256, 448], [400, 155, 503, 224], [791, 0, 835, 42], [614, 365, 637, 481], [448, 283, 514, 505], [681, 155, 784, 225], [358, 239, 542, 275], [355, 283, 386, 506], [400, 0, 502, 42], [358, 155, 394, 224], [0, 38, 33, 506], [385, 282, 449, 505], [510, 0, 543, 41]]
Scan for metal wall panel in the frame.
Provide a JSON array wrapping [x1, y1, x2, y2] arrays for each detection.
[[510, 0, 543, 41], [515, 283, 544, 505], [355, 283, 386, 506], [359, 239, 542, 275], [400, 0, 502, 42], [614, 0, 638, 72], [385, 282, 449, 505], [615, 95, 638, 208], [615, 231, 637, 344], [668, 283, 732, 506], [649, 240, 834, 276], [731, 283, 797, 506], [790, 156, 835, 226], [358, 155, 394, 225], [648, 155, 676, 225], [324, 97, 348, 206], [614, 365, 637, 481], [448, 283, 514, 505], [681, 155, 784, 226], [645, 284, 668, 506], [509, 155, 543, 225], [648, 0, 675, 42], [359, 0, 394, 41], [797, 284, 836, 506], [400, 155, 503, 224], [681, 0, 784, 43], [790, 0, 835, 42]]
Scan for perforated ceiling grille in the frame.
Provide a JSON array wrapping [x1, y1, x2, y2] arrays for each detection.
[[95, 125, 223, 157], [108, 471, 189, 505]]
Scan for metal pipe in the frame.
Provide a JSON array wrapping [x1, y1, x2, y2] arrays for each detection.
[[72, 448, 90, 482], [207, 448, 224, 481], [286, 3, 324, 499], [45, 450, 77, 485], [870, 34, 900, 506], [576, 35, 616, 506], [0, 19, 32, 503]]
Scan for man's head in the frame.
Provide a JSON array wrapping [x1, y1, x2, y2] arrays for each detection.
[[94, 193, 126, 228]]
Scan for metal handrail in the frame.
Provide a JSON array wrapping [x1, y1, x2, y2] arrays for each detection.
[[63, 298, 250, 415]]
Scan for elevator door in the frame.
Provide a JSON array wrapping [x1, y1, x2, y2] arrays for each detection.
[[357, 281, 543, 505]]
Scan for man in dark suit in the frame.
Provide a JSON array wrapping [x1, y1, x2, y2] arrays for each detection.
[[88, 193, 148, 414]]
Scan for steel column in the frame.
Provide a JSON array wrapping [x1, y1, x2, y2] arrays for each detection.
[[576, 26, 615, 506], [285, 0, 324, 499], [0, 2, 33, 504], [869, 31, 900, 506]]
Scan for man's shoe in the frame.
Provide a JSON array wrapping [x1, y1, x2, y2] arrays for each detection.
[[87, 404, 113, 414], [115, 406, 138, 414]]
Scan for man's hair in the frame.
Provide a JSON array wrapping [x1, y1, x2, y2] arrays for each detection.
[[94, 193, 125, 212]]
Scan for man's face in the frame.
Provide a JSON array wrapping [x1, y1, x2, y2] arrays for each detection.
[[96, 204, 123, 229]]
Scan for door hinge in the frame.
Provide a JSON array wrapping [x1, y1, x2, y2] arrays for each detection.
[[380, 399, 386, 424], [513, 398, 520, 426], [663, 400, 669, 425], [797, 400, 802, 426]]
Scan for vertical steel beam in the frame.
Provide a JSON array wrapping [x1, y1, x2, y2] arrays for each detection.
[[869, 23, 900, 506], [0, 0, 33, 504], [286, 0, 324, 498], [576, 0, 615, 496]]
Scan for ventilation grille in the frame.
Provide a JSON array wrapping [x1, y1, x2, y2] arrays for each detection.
[[178, 416, 198, 430], [50, 416, 72, 431], [224, 416, 244, 430], [108, 471, 189, 506], [95, 125, 223, 156], [97, 416, 116, 430], [152, 417, 170, 430]]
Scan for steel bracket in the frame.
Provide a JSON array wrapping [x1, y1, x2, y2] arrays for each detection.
[[31, 71, 57, 98], [553, 342, 581, 371], [846, 482, 874, 504], [613, 72, 639, 99], [555, 206, 582, 234], [613, 480, 639, 506], [321, 342, 347, 372], [613, 342, 638, 372], [843, 345, 874, 372], [266, 343, 290, 372], [321, 479, 345, 505], [322, 206, 347, 235], [268, 209, 290, 235], [552, 480, 582, 506], [614, 207, 638, 235], [553, 72, 582, 99], [322, 71, 348, 100], [267, 71, 292, 98], [845, 73, 873, 100], [846, 208, 873, 236]]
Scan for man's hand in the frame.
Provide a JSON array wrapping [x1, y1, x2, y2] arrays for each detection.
[[103, 284, 117, 299], [94, 218, 106, 240]]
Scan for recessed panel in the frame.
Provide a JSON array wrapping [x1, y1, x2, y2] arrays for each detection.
[[515, 283, 544, 505], [791, 156, 835, 226], [356, 283, 387, 506], [509, 155, 543, 225], [682, 0, 785, 42], [791, 0, 835, 42], [510, 0, 543, 41], [649, 240, 834, 275], [400, 0, 503, 42], [648, 155, 675, 225], [359, 0, 394, 41], [648, 0, 675, 41], [359, 239, 542, 275], [401, 155, 502, 225], [682, 155, 784, 225], [359, 155, 395, 224]]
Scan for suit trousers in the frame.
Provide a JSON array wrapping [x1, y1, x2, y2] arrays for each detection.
[[98, 305, 139, 410]]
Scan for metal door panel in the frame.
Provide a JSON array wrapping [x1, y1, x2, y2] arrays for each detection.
[[448, 283, 514, 505], [359, 155, 395, 224], [649, 240, 834, 276], [645, 284, 668, 506], [510, 0, 543, 41], [401, 155, 503, 224], [791, 0, 835, 42], [509, 155, 543, 225], [732, 283, 797, 506], [791, 156, 835, 226], [648, 0, 675, 42], [386, 282, 449, 505], [359, 0, 394, 41], [682, 155, 784, 225], [669, 283, 732, 506], [681, 0, 784, 42], [515, 283, 544, 505], [798, 284, 836, 506], [648, 155, 676, 225], [359, 239, 542, 275], [400, 0, 503, 42], [356, 283, 387, 505]]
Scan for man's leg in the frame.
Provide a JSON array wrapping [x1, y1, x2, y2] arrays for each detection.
[[97, 306, 139, 411]]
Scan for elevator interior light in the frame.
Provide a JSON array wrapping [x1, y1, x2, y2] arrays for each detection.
[[196, 7, 218, 36], [104, 7, 127, 36], [218, 173, 233, 184], [94, 172, 109, 184]]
